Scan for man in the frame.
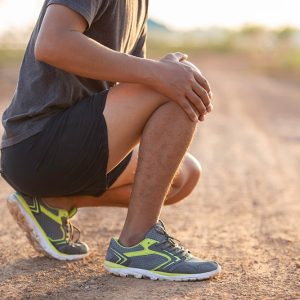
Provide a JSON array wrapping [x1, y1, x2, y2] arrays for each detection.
[[1, 0, 221, 281]]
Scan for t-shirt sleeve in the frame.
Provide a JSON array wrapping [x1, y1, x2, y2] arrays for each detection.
[[132, 23, 147, 58], [47, 0, 104, 28]]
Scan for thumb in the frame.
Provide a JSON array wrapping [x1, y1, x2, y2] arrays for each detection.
[[174, 52, 188, 62], [163, 52, 188, 62]]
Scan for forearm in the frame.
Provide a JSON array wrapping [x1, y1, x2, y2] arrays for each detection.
[[35, 30, 156, 85], [33, 4, 212, 122]]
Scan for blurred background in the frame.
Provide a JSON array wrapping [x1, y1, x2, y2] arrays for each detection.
[[0, 0, 300, 80], [0, 1, 299, 299]]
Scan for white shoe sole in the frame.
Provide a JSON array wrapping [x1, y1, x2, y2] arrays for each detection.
[[7, 194, 89, 261], [104, 263, 221, 281]]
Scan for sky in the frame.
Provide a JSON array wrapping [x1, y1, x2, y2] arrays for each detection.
[[0, 0, 299, 34]]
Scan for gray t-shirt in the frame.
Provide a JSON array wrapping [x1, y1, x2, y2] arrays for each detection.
[[1, 0, 148, 149]]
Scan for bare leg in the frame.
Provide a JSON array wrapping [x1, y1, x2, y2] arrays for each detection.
[[44, 149, 201, 208], [118, 101, 197, 246], [43, 83, 198, 246]]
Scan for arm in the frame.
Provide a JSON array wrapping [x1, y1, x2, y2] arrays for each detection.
[[35, 4, 150, 84], [35, 4, 212, 122]]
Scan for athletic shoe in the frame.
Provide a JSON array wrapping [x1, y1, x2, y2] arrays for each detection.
[[104, 220, 221, 281], [7, 192, 89, 260]]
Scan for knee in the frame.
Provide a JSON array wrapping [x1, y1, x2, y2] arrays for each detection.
[[183, 153, 202, 191], [161, 101, 199, 136], [165, 153, 201, 206], [137, 86, 198, 133]]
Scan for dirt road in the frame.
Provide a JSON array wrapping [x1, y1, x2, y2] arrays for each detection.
[[0, 54, 299, 299]]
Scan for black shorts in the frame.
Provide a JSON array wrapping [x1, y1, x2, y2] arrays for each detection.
[[1, 90, 133, 197]]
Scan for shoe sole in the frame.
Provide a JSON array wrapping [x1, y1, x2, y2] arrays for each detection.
[[7, 194, 88, 261], [104, 261, 221, 281]]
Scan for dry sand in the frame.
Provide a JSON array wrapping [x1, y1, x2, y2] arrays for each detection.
[[0, 54, 299, 299]]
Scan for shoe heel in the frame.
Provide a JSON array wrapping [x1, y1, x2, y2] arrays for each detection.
[[7, 195, 45, 255]]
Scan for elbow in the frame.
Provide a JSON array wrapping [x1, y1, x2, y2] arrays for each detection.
[[34, 47, 43, 62], [34, 39, 50, 62], [34, 34, 61, 64]]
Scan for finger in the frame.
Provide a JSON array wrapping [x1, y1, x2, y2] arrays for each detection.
[[186, 90, 207, 116], [192, 81, 211, 109], [179, 99, 199, 122], [190, 102, 205, 122], [179, 54, 188, 62], [193, 72, 212, 97], [206, 103, 213, 113], [182, 60, 202, 74], [190, 101, 203, 122], [173, 52, 188, 62], [198, 115, 205, 122]]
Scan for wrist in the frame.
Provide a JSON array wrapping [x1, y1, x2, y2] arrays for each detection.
[[134, 57, 161, 88]]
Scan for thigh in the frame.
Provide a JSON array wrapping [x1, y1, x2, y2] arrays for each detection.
[[103, 83, 168, 173], [109, 145, 139, 189]]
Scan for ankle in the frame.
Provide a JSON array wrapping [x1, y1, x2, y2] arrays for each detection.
[[119, 220, 157, 247], [118, 233, 145, 247]]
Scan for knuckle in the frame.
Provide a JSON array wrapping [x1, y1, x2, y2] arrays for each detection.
[[187, 77, 194, 84], [183, 86, 191, 95], [177, 93, 186, 102], [177, 98, 184, 106], [183, 65, 193, 74], [200, 90, 210, 103]]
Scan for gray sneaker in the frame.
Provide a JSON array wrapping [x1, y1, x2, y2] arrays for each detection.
[[104, 220, 221, 281], [7, 192, 89, 260]]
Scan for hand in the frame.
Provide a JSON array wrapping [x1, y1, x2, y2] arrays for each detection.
[[180, 60, 213, 121], [149, 52, 213, 122]]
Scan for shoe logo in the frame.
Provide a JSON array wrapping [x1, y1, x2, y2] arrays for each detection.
[[111, 248, 128, 265], [29, 197, 41, 214], [122, 238, 181, 271]]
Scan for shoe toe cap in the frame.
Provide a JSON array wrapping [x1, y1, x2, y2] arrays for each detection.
[[169, 259, 220, 274]]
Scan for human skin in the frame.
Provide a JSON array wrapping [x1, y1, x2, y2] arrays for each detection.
[[34, 4, 214, 246], [35, 5, 213, 122]]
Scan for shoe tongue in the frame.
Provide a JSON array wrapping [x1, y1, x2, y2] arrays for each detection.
[[144, 220, 168, 243]]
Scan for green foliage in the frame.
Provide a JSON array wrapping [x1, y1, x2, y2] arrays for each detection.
[[240, 24, 266, 35], [276, 26, 296, 40], [1, 24, 299, 80], [147, 24, 300, 77]]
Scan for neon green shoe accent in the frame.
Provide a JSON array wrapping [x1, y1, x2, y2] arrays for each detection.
[[26, 197, 40, 213], [104, 260, 127, 269], [104, 260, 185, 276], [151, 270, 187, 276], [13, 193, 87, 258], [40, 205, 68, 224], [111, 248, 128, 264], [111, 237, 184, 271], [124, 239, 159, 256], [68, 208, 77, 218], [105, 220, 220, 280], [15, 193, 67, 255], [122, 238, 173, 270], [18, 195, 68, 242]]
